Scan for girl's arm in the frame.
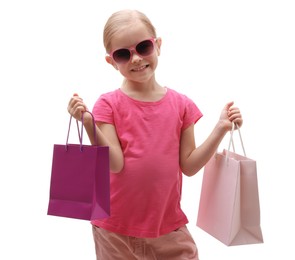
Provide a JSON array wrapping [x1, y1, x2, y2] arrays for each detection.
[[67, 94, 124, 173], [180, 101, 242, 177]]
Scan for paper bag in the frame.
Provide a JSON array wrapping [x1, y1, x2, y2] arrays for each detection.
[[197, 124, 263, 246], [47, 112, 110, 220]]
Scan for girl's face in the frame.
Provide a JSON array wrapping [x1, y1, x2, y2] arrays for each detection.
[[105, 23, 161, 84]]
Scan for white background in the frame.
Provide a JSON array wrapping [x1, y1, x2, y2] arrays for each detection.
[[1, 0, 294, 259]]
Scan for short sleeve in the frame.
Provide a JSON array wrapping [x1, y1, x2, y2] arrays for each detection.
[[92, 93, 114, 125], [182, 96, 203, 130]]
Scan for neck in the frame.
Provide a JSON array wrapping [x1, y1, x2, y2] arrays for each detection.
[[120, 79, 166, 102]]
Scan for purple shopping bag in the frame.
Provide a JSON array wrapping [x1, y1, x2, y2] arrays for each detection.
[[47, 112, 110, 220]]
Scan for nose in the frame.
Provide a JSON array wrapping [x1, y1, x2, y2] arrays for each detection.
[[130, 50, 142, 63]]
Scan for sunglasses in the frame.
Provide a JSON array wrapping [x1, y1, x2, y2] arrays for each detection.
[[109, 38, 157, 64]]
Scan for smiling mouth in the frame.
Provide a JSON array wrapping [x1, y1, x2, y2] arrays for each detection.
[[132, 65, 149, 72]]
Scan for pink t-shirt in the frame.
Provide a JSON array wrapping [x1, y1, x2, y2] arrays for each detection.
[[91, 88, 203, 238]]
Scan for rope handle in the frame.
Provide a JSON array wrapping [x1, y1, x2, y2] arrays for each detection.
[[226, 122, 246, 158], [65, 111, 97, 151]]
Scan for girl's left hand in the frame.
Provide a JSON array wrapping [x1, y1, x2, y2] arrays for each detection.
[[220, 101, 243, 131]]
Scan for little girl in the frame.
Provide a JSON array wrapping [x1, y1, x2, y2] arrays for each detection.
[[68, 9, 243, 260]]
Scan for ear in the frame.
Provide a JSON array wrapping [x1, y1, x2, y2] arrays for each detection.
[[155, 37, 162, 56], [105, 55, 118, 70]]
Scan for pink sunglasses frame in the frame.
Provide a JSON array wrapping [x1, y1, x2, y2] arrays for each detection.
[[108, 38, 157, 64]]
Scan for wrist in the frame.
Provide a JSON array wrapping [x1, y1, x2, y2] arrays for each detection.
[[82, 112, 94, 126], [215, 120, 230, 135]]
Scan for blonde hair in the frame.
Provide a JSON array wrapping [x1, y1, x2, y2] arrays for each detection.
[[103, 9, 157, 53]]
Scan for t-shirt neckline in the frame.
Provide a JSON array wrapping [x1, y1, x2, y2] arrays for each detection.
[[117, 87, 169, 106]]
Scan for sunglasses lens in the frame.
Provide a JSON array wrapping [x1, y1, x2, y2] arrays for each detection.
[[136, 40, 154, 56], [112, 49, 131, 64], [111, 39, 155, 64]]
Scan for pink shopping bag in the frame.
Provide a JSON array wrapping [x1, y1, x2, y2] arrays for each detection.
[[197, 124, 263, 246], [47, 112, 110, 220]]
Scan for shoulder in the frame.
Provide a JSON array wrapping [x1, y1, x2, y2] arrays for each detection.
[[92, 90, 121, 123], [98, 89, 120, 100], [166, 87, 195, 105], [166, 87, 203, 122], [93, 89, 121, 106]]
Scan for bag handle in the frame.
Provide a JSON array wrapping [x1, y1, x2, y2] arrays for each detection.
[[66, 111, 97, 151], [227, 122, 246, 157]]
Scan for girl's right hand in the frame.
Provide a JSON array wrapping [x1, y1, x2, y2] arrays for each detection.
[[67, 93, 88, 121]]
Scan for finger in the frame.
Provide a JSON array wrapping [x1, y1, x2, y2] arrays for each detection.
[[71, 105, 87, 120], [233, 118, 243, 128], [228, 106, 239, 111], [68, 95, 83, 109], [224, 101, 234, 111], [228, 107, 240, 116], [68, 100, 84, 116], [228, 113, 243, 128], [73, 103, 87, 113], [228, 111, 241, 119]]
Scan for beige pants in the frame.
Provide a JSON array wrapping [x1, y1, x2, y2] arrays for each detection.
[[92, 225, 199, 260]]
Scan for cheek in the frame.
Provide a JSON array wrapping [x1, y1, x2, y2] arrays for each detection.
[[150, 55, 159, 69], [117, 66, 129, 77], [152, 60, 158, 70]]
